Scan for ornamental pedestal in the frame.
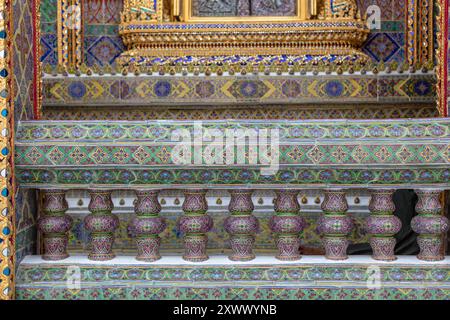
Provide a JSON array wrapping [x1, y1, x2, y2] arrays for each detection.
[[318, 190, 354, 260], [269, 190, 305, 261], [84, 190, 119, 261], [365, 190, 402, 261], [130, 190, 166, 262], [178, 190, 213, 262], [411, 190, 449, 261], [37, 190, 73, 260], [224, 190, 259, 261]]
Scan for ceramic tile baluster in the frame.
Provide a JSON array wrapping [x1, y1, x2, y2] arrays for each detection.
[[269, 190, 305, 261], [318, 189, 354, 260], [411, 190, 449, 261], [178, 189, 213, 262], [130, 190, 166, 262], [224, 190, 259, 261], [38, 190, 73, 260], [84, 190, 119, 261], [365, 189, 402, 261]]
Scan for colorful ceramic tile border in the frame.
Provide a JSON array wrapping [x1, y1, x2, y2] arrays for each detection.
[[14, 136, 450, 167], [41, 73, 436, 106], [16, 262, 450, 283], [15, 285, 450, 300], [17, 118, 450, 141], [0, 0, 15, 300], [41, 104, 439, 121], [15, 261, 450, 300], [15, 167, 450, 188], [14, 119, 450, 188]]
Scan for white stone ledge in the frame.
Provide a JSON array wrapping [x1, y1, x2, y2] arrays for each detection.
[[20, 254, 450, 267]]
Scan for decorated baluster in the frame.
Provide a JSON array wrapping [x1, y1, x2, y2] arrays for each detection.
[[318, 189, 354, 260], [365, 190, 402, 261], [269, 190, 305, 261], [84, 190, 119, 261], [411, 190, 449, 261], [178, 189, 213, 262], [38, 190, 73, 260], [224, 190, 259, 261], [130, 190, 166, 262]]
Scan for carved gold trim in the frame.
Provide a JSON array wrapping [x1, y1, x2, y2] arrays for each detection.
[[436, 0, 448, 116], [406, 0, 435, 67], [418, 0, 434, 65], [57, 0, 83, 70], [0, 0, 15, 301], [35, 0, 42, 119], [120, 23, 368, 58], [57, 0, 63, 66], [119, 0, 368, 60]]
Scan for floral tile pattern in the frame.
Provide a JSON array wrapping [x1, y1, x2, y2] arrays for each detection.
[[83, 0, 124, 66], [41, 74, 435, 106], [14, 119, 450, 187], [16, 262, 450, 300]]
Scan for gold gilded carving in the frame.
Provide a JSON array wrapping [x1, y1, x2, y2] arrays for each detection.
[[119, 0, 368, 61]]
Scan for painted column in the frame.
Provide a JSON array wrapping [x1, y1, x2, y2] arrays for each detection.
[[38, 190, 73, 260], [411, 190, 449, 261], [318, 189, 354, 260], [224, 190, 259, 261], [130, 190, 166, 262], [269, 190, 305, 261], [365, 190, 402, 261], [178, 190, 213, 262], [84, 190, 119, 261]]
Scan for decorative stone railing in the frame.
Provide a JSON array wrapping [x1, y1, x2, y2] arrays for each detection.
[[14, 118, 450, 265], [33, 188, 449, 264], [15, 118, 449, 188]]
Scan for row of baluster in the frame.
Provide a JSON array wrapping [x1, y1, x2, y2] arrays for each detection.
[[38, 189, 449, 262]]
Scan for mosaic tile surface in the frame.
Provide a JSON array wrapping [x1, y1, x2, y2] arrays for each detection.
[[11, 0, 39, 274], [40, 0, 57, 66], [83, 0, 124, 67], [42, 73, 435, 107], [15, 189, 37, 269], [15, 285, 450, 300], [16, 260, 450, 300], [12, 0, 35, 123], [14, 119, 450, 188], [42, 104, 439, 121]]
